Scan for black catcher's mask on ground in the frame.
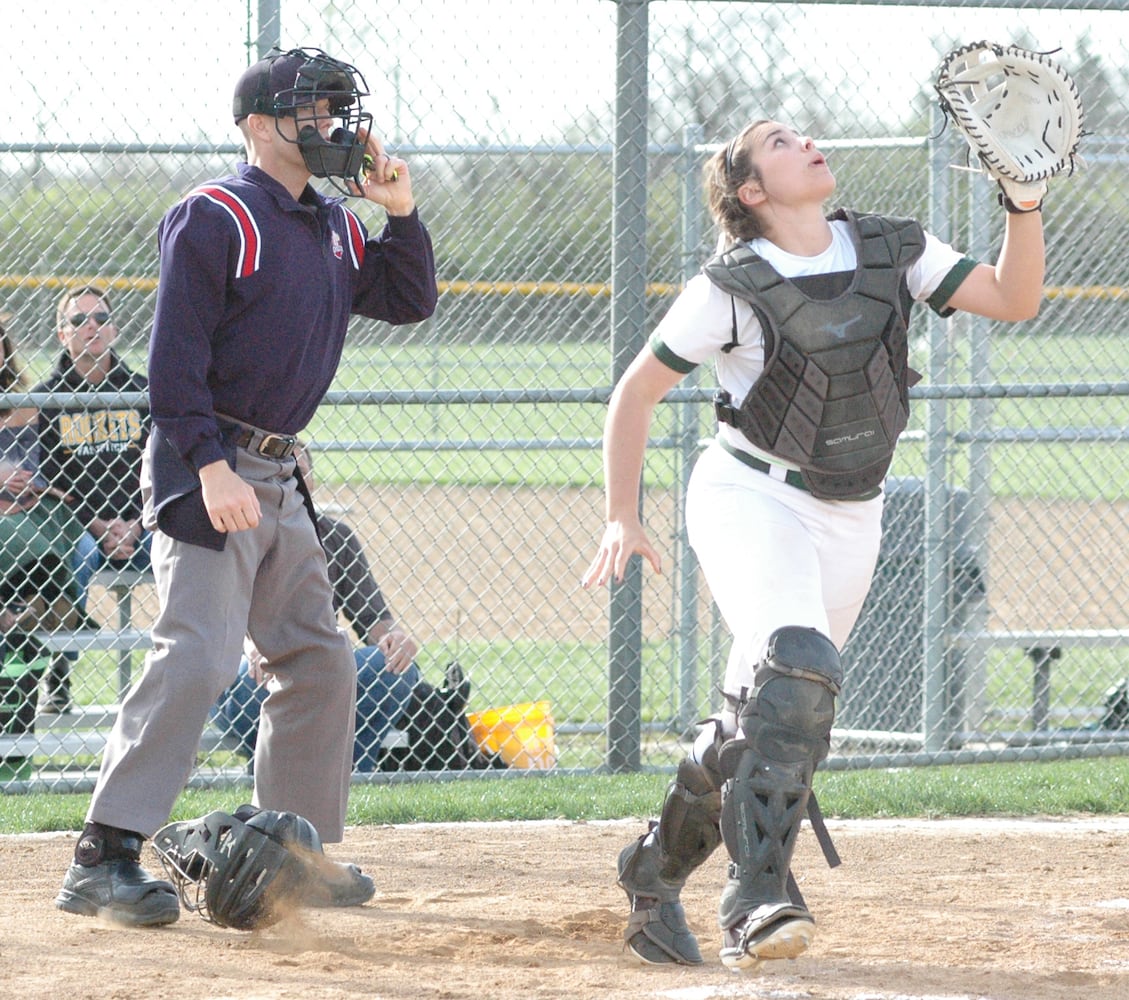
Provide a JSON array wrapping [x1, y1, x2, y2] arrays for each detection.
[[233, 46, 373, 194], [151, 810, 312, 930]]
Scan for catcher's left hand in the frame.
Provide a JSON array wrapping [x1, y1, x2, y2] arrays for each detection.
[[935, 41, 1084, 213]]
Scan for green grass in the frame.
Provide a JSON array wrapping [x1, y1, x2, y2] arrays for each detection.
[[61, 636, 1127, 749], [815, 756, 1129, 818], [64, 637, 698, 730], [306, 395, 1129, 498], [49, 622, 1129, 782], [2, 758, 1127, 835], [22, 336, 1129, 498], [310, 336, 1129, 498]]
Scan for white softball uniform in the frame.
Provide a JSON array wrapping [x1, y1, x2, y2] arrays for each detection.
[[652, 219, 975, 704]]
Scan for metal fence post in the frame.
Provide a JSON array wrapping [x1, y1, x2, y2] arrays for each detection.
[[924, 105, 953, 752], [965, 167, 994, 734], [675, 123, 704, 735], [256, 0, 281, 58], [607, 0, 650, 773]]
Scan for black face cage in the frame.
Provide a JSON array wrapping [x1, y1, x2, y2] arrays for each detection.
[[151, 811, 280, 928], [152, 840, 222, 923], [271, 47, 375, 194]]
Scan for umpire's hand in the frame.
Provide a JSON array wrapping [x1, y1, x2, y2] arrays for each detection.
[[350, 127, 415, 217], [200, 459, 262, 533]]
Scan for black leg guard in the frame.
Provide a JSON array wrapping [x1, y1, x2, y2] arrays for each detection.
[[616, 731, 724, 966], [717, 626, 842, 970]]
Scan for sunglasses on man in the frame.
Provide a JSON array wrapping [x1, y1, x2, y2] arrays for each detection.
[[65, 311, 112, 328]]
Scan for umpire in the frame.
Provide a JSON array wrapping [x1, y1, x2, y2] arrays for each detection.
[[55, 46, 437, 926]]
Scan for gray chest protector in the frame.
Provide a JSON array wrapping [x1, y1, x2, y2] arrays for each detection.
[[705, 210, 926, 500]]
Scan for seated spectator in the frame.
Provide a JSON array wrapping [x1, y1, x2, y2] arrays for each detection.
[[214, 443, 421, 771], [33, 285, 151, 712], [0, 320, 86, 713]]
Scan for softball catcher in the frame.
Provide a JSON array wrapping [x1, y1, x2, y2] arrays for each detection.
[[584, 42, 1080, 971]]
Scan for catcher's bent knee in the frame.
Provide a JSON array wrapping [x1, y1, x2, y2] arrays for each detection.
[[743, 626, 841, 764], [762, 625, 842, 695]]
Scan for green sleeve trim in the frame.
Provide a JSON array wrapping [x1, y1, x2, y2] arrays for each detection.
[[649, 335, 697, 374], [926, 256, 978, 317]]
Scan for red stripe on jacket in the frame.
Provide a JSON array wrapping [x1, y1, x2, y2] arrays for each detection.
[[340, 206, 366, 269], [192, 185, 263, 279]]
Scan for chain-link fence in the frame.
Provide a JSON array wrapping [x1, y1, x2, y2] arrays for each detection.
[[3, 0, 1129, 792]]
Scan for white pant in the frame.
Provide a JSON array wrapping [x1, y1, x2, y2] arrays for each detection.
[[686, 440, 884, 703]]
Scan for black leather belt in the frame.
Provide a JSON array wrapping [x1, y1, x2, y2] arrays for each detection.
[[229, 426, 298, 460]]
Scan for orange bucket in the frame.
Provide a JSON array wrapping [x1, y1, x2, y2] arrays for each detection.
[[467, 700, 557, 770]]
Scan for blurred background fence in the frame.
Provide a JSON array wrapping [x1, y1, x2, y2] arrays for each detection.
[[3, 0, 1129, 793]]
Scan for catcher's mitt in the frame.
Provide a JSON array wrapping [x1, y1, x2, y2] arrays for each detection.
[[151, 810, 312, 930], [935, 41, 1083, 212]]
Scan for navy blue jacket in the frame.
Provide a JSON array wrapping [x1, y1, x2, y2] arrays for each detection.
[[147, 164, 437, 549]]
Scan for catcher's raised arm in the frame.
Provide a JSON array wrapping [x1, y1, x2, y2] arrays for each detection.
[[934, 41, 1084, 213]]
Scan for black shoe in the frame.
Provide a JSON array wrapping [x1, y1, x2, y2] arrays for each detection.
[[55, 859, 180, 926], [301, 860, 375, 908]]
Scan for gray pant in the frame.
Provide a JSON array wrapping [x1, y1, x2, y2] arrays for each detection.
[[86, 447, 356, 842]]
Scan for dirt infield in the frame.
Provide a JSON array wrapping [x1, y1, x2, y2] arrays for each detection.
[[3, 816, 1127, 1000]]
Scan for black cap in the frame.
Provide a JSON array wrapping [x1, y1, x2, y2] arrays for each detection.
[[233, 48, 359, 124], [232, 51, 308, 124]]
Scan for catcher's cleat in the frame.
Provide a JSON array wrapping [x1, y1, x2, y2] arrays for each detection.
[[618, 835, 705, 966], [55, 859, 180, 927], [719, 902, 814, 971], [622, 893, 704, 965], [300, 860, 375, 908]]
